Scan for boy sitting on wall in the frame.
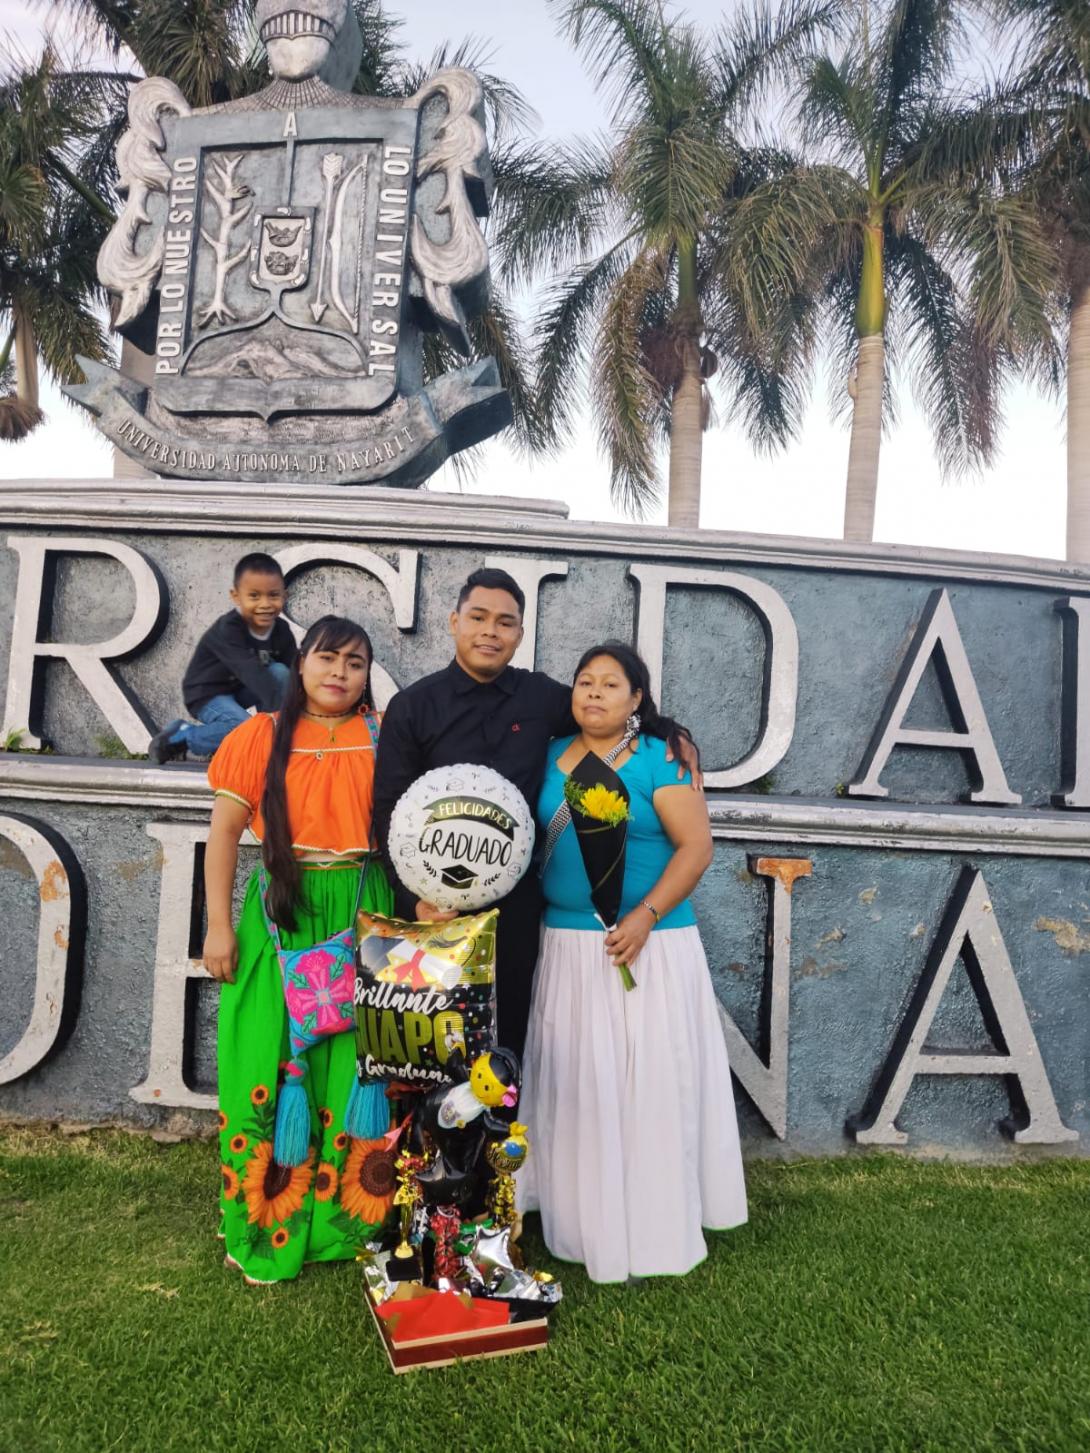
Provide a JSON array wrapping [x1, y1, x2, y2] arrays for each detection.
[[148, 553, 297, 763]]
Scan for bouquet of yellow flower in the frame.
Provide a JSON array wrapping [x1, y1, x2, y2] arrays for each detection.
[[563, 757, 636, 990]]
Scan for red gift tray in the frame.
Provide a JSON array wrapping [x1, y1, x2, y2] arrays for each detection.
[[367, 1286, 550, 1373]]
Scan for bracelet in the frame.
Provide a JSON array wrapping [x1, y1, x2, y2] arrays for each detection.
[[641, 899, 661, 923]]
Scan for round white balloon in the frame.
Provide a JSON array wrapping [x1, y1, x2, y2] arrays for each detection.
[[388, 765, 535, 912]]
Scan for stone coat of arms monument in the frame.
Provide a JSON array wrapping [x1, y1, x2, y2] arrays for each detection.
[[67, 0, 512, 485]]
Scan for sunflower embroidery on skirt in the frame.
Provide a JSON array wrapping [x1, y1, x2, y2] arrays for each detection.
[[330, 1136, 397, 1237], [220, 1084, 398, 1258], [220, 1081, 312, 1260]]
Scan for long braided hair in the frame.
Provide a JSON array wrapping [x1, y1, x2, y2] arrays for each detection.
[[261, 615, 375, 928]]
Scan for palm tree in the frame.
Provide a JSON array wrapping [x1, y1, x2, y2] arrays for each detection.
[[727, 0, 1056, 543], [0, 46, 119, 439], [489, 0, 844, 526], [1, 3, 546, 453], [975, 0, 1090, 559]]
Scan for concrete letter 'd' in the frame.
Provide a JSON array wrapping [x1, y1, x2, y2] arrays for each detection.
[[0, 814, 85, 1084], [629, 563, 799, 789], [1, 536, 167, 752], [717, 856, 812, 1138], [851, 867, 1077, 1146], [848, 588, 1020, 804], [130, 822, 216, 1110]]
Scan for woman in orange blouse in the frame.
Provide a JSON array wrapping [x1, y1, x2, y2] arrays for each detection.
[[203, 614, 393, 1284]]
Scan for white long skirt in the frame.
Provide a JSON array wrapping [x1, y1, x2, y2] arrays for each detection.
[[518, 925, 748, 1283]]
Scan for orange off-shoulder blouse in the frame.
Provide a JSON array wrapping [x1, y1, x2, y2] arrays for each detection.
[[207, 710, 380, 856]]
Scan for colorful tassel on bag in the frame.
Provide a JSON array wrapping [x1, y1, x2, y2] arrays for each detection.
[[344, 1076, 390, 1140], [273, 1063, 312, 1167]]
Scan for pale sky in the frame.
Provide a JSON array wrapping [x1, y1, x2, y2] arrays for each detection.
[[0, 0, 1068, 559]]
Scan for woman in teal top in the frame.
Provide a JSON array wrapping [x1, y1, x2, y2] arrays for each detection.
[[519, 642, 748, 1284], [539, 732, 699, 933]]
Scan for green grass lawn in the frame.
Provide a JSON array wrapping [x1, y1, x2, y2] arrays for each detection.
[[1, 1129, 1088, 1453]]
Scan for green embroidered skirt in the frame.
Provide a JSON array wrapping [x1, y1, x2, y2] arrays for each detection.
[[217, 858, 392, 1284]]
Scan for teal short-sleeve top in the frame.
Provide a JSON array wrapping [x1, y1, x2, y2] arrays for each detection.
[[537, 734, 697, 931]]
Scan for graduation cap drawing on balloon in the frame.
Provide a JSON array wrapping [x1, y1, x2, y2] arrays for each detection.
[[562, 753, 636, 990]]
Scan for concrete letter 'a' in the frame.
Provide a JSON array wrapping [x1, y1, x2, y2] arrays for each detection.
[[272, 543, 419, 709], [0, 814, 85, 1084], [848, 587, 1020, 804], [130, 822, 216, 1110], [717, 856, 812, 1138], [851, 867, 1077, 1146], [1, 535, 167, 752], [629, 563, 799, 789]]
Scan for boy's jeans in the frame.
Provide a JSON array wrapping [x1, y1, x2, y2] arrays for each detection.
[[177, 661, 290, 757]]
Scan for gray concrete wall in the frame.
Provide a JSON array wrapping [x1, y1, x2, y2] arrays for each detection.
[[1, 480, 1087, 1155]]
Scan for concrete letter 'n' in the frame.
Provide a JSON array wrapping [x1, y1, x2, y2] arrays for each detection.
[[1, 536, 167, 752], [717, 856, 812, 1138]]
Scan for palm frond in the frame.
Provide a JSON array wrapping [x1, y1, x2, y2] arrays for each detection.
[[465, 286, 552, 454], [548, 0, 669, 131], [531, 240, 635, 448], [799, 54, 878, 173], [878, 0, 964, 158], [402, 39, 539, 142], [350, 0, 406, 96], [714, 0, 846, 118], [488, 137, 618, 285], [720, 163, 862, 341], [887, 229, 997, 474], [590, 247, 666, 516]]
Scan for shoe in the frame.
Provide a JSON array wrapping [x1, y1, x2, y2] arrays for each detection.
[[148, 721, 188, 764]]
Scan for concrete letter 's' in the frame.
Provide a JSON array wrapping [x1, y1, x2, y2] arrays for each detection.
[[629, 563, 799, 788], [272, 544, 420, 709], [717, 856, 812, 1137], [848, 588, 1020, 804], [1, 536, 167, 751], [851, 868, 1077, 1146], [0, 814, 85, 1084], [130, 822, 216, 1110], [1053, 596, 1090, 808], [484, 555, 569, 669]]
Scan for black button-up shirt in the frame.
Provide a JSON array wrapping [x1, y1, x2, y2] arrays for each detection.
[[373, 659, 575, 915]]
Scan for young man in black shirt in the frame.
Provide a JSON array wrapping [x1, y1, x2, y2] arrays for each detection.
[[149, 553, 297, 763], [372, 567, 696, 1059]]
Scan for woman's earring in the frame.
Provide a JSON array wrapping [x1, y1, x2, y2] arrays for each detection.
[[626, 712, 641, 736]]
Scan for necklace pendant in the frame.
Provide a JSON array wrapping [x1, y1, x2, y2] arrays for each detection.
[[315, 749, 324, 761]]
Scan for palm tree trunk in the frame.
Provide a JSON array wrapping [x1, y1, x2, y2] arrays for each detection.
[[843, 216, 886, 543], [844, 334, 884, 541], [14, 304, 39, 412], [1066, 283, 1090, 562], [0, 303, 45, 442], [668, 238, 703, 529]]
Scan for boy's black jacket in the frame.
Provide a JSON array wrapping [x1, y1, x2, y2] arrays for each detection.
[[182, 611, 297, 715]]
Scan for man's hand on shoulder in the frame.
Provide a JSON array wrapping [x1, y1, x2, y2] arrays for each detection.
[[664, 732, 704, 793]]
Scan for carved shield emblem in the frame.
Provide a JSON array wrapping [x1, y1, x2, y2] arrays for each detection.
[[73, 66, 513, 486], [153, 103, 418, 421]]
